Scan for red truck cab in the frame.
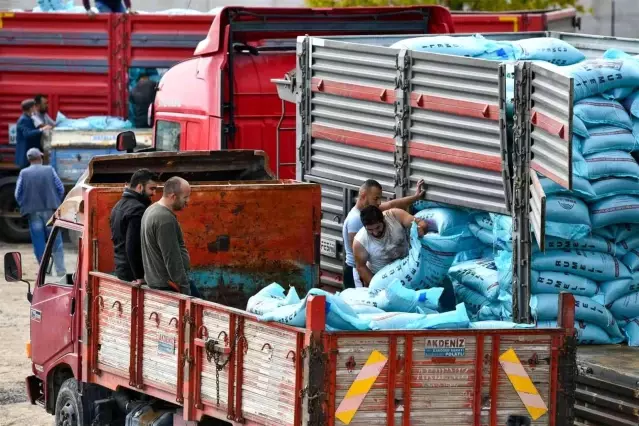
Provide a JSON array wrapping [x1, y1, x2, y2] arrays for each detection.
[[151, 6, 455, 179]]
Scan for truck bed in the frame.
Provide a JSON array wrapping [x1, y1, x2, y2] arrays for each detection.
[[575, 346, 639, 426]]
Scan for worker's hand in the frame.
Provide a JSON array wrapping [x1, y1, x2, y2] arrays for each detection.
[[414, 179, 426, 200], [42, 125, 53, 131], [132, 278, 145, 285], [86, 9, 96, 18], [126, 8, 137, 14], [415, 218, 428, 237]]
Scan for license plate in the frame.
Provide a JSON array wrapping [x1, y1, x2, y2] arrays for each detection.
[[320, 238, 337, 258]]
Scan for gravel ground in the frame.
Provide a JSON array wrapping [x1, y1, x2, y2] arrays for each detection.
[[0, 241, 54, 426]]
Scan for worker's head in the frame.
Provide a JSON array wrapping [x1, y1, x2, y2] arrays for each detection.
[[21, 99, 36, 115], [162, 176, 191, 211], [26, 148, 44, 165], [138, 73, 150, 82], [129, 169, 159, 199], [34, 94, 48, 113], [358, 179, 383, 208], [360, 205, 385, 238]]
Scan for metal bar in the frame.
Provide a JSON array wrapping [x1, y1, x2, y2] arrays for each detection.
[[90, 277, 101, 378], [549, 335, 560, 426], [193, 305, 204, 411], [128, 285, 138, 388], [227, 314, 237, 420], [489, 336, 500, 425], [328, 335, 338, 426], [311, 77, 397, 105], [473, 335, 484, 426], [387, 336, 397, 426], [135, 289, 145, 389], [293, 333, 304, 426], [233, 317, 245, 423], [176, 300, 186, 404], [402, 337, 412, 426]]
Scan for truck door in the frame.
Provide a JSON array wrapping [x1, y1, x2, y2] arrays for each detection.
[[30, 225, 82, 369]]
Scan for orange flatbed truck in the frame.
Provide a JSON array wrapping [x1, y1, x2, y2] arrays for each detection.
[[4, 150, 577, 425]]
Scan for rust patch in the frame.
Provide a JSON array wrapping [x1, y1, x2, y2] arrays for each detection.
[[207, 235, 231, 253]]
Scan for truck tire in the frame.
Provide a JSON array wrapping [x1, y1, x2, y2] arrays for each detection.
[[0, 185, 30, 242], [55, 378, 85, 426]]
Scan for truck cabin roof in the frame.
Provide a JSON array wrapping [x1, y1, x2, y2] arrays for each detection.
[[51, 150, 277, 226]]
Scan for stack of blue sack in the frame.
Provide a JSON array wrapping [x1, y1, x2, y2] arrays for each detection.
[[55, 111, 133, 131]]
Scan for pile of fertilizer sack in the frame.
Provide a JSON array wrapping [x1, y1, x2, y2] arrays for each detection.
[[250, 35, 639, 345]]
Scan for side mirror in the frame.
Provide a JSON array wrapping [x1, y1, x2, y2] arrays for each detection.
[[116, 131, 137, 153], [4, 252, 23, 282]]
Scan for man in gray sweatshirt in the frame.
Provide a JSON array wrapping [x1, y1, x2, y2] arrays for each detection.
[[140, 176, 192, 295]]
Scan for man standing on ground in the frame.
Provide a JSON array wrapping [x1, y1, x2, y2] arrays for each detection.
[[141, 176, 197, 296], [32, 94, 56, 129], [129, 74, 158, 129], [353, 205, 427, 287], [342, 179, 425, 288], [110, 169, 158, 282], [14, 148, 66, 274], [15, 99, 51, 169]]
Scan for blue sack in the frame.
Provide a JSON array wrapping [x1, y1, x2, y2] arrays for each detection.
[[540, 176, 596, 200], [474, 212, 494, 230], [415, 208, 472, 236], [339, 287, 392, 311], [573, 115, 590, 139], [590, 177, 639, 201], [531, 294, 623, 339], [538, 320, 624, 344], [539, 235, 624, 256], [574, 97, 633, 130], [581, 126, 637, 155], [495, 250, 513, 292], [531, 270, 599, 297], [595, 224, 639, 243], [623, 249, 639, 273], [448, 258, 500, 301], [603, 86, 635, 101], [584, 150, 639, 180], [412, 200, 448, 213], [545, 195, 592, 240], [609, 291, 639, 320], [619, 318, 639, 346], [590, 195, 639, 229], [469, 223, 494, 247], [470, 321, 535, 330], [419, 231, 481, 289], [390, 34, 513, 59], [594, 279, 636, 306], [532, 249, 631, 281], [623, 90, 639, 118], [565, 58, 639, 102], [384, 279, 444, 313], [511, 37, 585, 65], [404, 303, 471, 330]]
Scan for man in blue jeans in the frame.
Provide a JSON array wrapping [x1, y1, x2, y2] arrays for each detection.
[[14, 148, 66, 275]]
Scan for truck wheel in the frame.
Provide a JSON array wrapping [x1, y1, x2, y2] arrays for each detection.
[[55, 379, 85, 426], [0, 185, 30, 242]]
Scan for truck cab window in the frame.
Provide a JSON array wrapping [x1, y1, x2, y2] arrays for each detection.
[[41, 227, 82, 287], [155, 120, 181, 151]]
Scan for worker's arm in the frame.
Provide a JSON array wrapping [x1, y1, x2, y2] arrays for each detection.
[[123, 0, 132, 10], [83, 0, 91, 10], [379, 179, 425, 211], [45, 114, 56, 128], [51, 168, 64, 202], [390, 208, 428, 237], [157, 221, 191, 295], [353, 240, 373, 287], [14, 172, 23, 207], [125, 215, 145, 281]]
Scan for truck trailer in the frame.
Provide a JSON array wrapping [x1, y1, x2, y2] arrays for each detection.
[[3, 149, 577, 425]]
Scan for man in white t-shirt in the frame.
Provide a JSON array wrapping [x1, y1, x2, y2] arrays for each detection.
[[353, 205, 427, 287], [342, 179, 425, 288]]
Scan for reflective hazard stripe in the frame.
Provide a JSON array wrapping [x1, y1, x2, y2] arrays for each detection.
[[335, 350, 388, 425], [499, 348, 548, 421]]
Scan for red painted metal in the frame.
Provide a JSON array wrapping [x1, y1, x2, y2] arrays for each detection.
[[311, 78, 396, 105], [409, 143, 502, 173], [387, 336, 397, 426], [176, 302, 186, 404], [549, 335, 559, 426], [293, 333, 304, 426], [234, 317, 245, 423], [532, 110, 568, 141], [402, 336, 412, 426], [473, 335, 484, 426], [489, 336, 500, 426], [311, 124, 396, 153], [327, 335, 338, 426], [135, 286, 144, 389], [531, 162, 570, 192], [410, 92, 500, 121]]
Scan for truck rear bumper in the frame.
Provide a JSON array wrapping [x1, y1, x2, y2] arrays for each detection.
[[25, 375, 43, 406]]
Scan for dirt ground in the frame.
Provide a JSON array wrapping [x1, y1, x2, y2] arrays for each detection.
[[0, 242, 54, 426]]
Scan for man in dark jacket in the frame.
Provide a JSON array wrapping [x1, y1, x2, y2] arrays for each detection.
[[15, 99, 51, 169], [129, 74, 157, 128], [110, 169, 158, 282]]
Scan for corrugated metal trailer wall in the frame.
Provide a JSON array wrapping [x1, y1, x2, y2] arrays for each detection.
[[292, 31, 639, 426]]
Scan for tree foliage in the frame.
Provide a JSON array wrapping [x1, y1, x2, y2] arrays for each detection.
[[305, 0, 586, 13]]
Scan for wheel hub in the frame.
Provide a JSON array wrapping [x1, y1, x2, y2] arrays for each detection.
[[58, 401, 77, 426]]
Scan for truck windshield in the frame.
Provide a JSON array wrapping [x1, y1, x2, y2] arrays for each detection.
[[155, 120, 181, 151]]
